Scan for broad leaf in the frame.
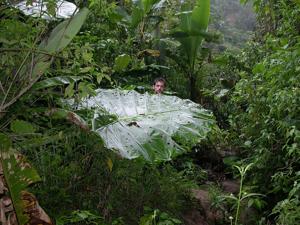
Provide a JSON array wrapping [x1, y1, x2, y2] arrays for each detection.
[[142, 0, 161, 13], [192, 0, 210, 31], [173, 0, 210, 69], [129, 0, 165, 28], [114, 54, 131, 72], [10, 120, 36, 134], [39, 7, 89, 53], [0, 134, 41, 225], [29, 61, 52, 83], [170, 29, 217, 41], [0, 8, 89, 114], [78, 89, 215, 162], [33, 76, 84, 90], [130, 7, 144, 28]]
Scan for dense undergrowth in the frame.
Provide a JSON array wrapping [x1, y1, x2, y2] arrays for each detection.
[[0, 0, 299, 224], [28, 127, 195, 224], [204, 1, 300, 224]]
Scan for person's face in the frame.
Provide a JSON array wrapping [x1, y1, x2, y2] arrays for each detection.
[[153, 81, 165, 94]]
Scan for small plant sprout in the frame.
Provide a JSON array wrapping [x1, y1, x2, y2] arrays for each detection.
[[220, 163, 265, 225], [229, 216, 234, 225]]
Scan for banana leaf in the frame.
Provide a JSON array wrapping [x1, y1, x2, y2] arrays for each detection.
[[0, 133, 47, 225], [173, 0, 210, 69], [39, 7, 89, 53], [123, 0, 165, 28], [78, 89, 216, 162]]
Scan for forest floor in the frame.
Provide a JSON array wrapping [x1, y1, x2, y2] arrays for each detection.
[[182, 148, 241, 225]]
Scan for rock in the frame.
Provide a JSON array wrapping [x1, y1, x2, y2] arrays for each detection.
[[191, 189, 224, 225], [192, 189, 210, 212], [183, 209, 209, 225], [221, 180, 240, 194]]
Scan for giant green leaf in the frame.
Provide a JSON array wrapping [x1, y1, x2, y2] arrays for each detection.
[[78, 89, 215, 162]]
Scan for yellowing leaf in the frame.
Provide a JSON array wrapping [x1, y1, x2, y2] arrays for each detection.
[[137, 49, 160, 58], [107, 158, 113, 172], [0, 149, 41, 225]]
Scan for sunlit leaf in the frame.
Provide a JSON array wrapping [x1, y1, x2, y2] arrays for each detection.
[[192, 0, 210, 31], [114, 54, 131, 72], [77, 89, 216, 162], [241, 193, 266, 201], [142, 0, 161, 13], [65, 82, 75, 97], [107, 158, 113, 172], [252, 63, 265, 74], [78, 82, 96, 99], [79, 66, 93, 73]]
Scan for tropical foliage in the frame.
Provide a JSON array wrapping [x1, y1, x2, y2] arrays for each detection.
[[0, 0, 299, 224], [169, 0, 212, 101]]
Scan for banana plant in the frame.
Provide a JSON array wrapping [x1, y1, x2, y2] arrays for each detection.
[[130, 0, 164, 27], [117, 0, 166, 42], [0, 7, 89, 117], [76, 89, 216, 162], [0, 7, 89, 225], [0, 133, 53, 225], [170, 0, 211, 101]]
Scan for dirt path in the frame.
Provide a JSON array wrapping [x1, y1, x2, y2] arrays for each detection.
[[182, 147, 240, 225]]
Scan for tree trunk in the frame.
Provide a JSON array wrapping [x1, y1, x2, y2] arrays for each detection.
[[190, 75, 197, 102]]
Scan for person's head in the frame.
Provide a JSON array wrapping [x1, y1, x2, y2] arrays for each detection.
[[153, 77, 166, 94]]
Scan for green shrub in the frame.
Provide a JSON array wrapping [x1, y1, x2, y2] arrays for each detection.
[[22, 121, 195, 224], [227, 1, 300, 223]]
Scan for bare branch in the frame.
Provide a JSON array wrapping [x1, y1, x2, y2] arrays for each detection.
[[0, 81, 5, 95], [0, 57, 54, 114]]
